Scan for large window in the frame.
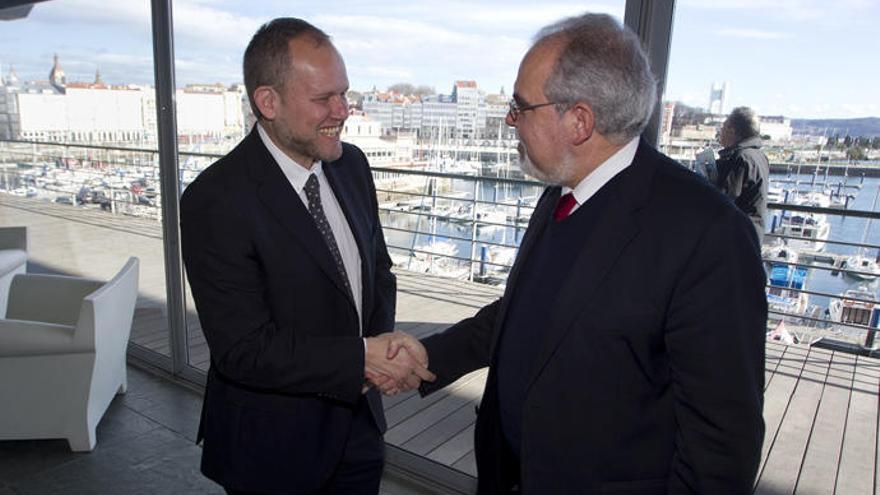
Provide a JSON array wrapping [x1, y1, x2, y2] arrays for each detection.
[[0, 1, 172, 364], [170, 0, 626, 480], [661, 2, 880, 345], [3, 0, 648, 487]]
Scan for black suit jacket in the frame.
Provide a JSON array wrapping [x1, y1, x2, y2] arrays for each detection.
[[421, 140, 767, 494], [181, 127, 396, 492]]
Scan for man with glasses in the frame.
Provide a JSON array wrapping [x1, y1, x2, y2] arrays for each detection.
[[390, 12, 766, 493]]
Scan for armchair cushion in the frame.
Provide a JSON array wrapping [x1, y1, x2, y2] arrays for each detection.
[[0, 226, 26, 252], [7, 274, 103, 326], [0, 320, 82, 356], [0, 250, 26, 278]]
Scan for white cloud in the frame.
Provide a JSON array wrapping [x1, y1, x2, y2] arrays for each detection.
[[679, 0, 875, 27], [172, 2, 262, 49], [717, 28, 792, 40], [32, 0, 259, 50], [315, 15, 473, 45], [309, 14, 532, 91], [351, 66, 413, 81], [840, 103, 868, 116], [94, 53, 154, 67]]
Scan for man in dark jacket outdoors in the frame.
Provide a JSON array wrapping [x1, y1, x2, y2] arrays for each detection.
[[715, 107, 770, 244], [715, 106, 770, 242]]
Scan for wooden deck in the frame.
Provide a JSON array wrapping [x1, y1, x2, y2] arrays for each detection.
[[2, 194, 880, 491]]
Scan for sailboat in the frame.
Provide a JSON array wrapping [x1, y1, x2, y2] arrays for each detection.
[[844, 187, 880, 280], [765, 245, 810, 319], [775, 190, 832, 252]]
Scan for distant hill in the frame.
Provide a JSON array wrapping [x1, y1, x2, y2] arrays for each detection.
[[792, 117, 880, 138]]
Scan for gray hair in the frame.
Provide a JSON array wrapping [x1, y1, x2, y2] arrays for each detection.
[[725, 106, 761, 141], [535, 13, 656, 144]]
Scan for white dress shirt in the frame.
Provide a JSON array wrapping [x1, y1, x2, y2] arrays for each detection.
[[563, 136, 640, 213], [258, 124, 363, 333]]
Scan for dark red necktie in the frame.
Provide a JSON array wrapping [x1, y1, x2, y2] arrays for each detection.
[[553, 192, 577, 222]]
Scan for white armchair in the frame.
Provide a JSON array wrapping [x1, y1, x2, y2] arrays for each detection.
[[0, 226, 27, 316], [0, 257, 139, 451]]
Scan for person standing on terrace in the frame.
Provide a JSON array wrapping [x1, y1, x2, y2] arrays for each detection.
[[389, 12, 767, 494], [715, 106, 770, 243], [181, 17, 432, 494]]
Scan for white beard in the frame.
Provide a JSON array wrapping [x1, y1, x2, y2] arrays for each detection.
[[517, 141, 577, 187], [518, 150, 551, 184]]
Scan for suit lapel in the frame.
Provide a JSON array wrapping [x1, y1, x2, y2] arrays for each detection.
[[324, 159, 372, 315], [246, 130, 356, 304], [489, 186, 558, 356]]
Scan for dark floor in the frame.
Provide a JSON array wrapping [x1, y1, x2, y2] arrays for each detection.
[[0, 363, 435, 495]]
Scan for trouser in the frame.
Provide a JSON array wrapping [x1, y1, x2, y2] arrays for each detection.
[[226, 398, 384, 495]]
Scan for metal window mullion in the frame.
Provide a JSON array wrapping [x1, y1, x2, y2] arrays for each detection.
[[150, 0, 189, 374], [624, 0, 676, 147]]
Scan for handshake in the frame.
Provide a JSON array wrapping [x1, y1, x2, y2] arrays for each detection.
[[364, 331, 435, 395]]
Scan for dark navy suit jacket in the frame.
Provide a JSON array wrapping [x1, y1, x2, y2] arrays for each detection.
[[421, 140, 767, 494], [181, 127, 395, 492]]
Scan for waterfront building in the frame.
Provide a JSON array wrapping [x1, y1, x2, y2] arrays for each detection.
[[451, 80, 484, 139], [362, 80, 509, 141], [659, 101, 675, 145], [419, 93, 458, 140], [0, 56, 247, 146], [175, 83, 247, 144], [759, 115, 793, 142], [362, 90, 422, 135], [341, 113, 410, 165], [0, 67, 21, 140], [483, 88, 514, 141]]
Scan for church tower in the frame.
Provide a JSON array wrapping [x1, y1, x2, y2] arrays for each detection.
[[49, 53, 66, 94]]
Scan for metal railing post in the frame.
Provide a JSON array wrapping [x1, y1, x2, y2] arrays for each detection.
[[468, 178, 479, 281]]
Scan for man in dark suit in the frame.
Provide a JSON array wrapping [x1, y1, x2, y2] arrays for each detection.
[[181, 18, 432, 494], [390, 13, 766, 494]]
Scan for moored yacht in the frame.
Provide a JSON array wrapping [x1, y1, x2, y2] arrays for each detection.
[[828, 288, 880, 329], [844, 254, 880, 280], [765, 248, 810, 319]]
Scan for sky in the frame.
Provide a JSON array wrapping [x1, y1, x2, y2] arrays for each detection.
[[0, 0, 878, 120]]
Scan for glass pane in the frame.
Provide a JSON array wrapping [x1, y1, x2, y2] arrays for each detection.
[[0, 1, 171, 361], [172, 0, 625, 479], [662, 3, 880, 345]]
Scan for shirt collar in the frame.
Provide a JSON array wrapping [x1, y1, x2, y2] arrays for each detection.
[[257, 123, 323, 192], [563, 136, 639, 205]]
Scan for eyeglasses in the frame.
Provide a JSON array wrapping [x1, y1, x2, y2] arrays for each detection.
[[507, 99, 559, 122]]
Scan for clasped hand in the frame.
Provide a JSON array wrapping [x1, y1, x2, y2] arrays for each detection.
[[364, 331, 435, 395]]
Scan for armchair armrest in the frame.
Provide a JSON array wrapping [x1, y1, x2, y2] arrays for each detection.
[[0, 319, 89, 357], [0, 227, 26, 251], [6, 274, 103, 326]]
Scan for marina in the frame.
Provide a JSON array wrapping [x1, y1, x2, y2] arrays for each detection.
[[4, 138, 880, 349], [1, 194, 879, 493]]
